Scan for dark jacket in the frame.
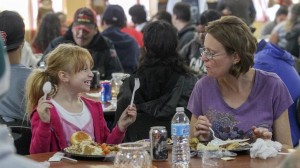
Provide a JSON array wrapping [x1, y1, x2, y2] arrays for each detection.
[[114, 65, 197, 142], [102, 26, 140, 74], [39, 26, 123, 80], [179, 35, 206, 78], [286, 22, 300, 58], [178, 23, 196, 51]]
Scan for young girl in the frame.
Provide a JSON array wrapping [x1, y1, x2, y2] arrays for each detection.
[[25, 44, 137, 154]]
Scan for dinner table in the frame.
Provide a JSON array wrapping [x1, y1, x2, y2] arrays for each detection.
[[27, 150, 288, 168]]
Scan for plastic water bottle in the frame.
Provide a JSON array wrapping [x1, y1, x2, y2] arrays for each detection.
[[171, 107, 190, 168]]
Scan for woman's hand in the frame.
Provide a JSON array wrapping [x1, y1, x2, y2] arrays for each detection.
[[118, 105, 137, 132], [252, 126, 272, 140], [194, 115, 212, 141], [36, 97, 53, 123]]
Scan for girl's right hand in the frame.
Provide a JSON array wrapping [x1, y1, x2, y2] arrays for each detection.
[[194, 115, 212, 141], [36, 97, 53, 123]]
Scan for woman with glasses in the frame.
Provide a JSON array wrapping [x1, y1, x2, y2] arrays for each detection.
[[179, 9, 221, 78], [188, 16, 293, 149]]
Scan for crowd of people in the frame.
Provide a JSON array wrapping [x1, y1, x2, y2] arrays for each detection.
[[0, 0, 300, 166]]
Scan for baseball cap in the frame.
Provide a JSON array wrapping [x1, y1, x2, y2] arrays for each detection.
[[102, 5, 126, 28], [0, 11, 25, 51], [73, 7, 97, 32]]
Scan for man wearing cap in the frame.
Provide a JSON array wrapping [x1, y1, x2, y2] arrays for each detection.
[[40, 7, 123, 80], [0, 10, 32, 126], [101, 5, 140, 74]]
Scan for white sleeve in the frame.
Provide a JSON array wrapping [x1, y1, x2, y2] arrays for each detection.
[[199, 0, 208, 14], [21, 41, 38, 68]]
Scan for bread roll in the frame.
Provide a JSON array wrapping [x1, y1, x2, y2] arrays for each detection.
[[70, 131, 92, 145]]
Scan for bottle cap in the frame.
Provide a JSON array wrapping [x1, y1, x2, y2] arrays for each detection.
[[176, 107, 184, 112]]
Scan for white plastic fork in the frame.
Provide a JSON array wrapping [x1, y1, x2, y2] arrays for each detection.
[[130, 78, 140, 107], [209, 127, 228, 146], [209, 127, 250, 146]]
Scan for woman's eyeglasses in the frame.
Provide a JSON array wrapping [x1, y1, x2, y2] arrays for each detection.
[[200, 48, 226, 60]]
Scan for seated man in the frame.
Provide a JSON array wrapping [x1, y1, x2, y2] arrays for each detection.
[[172, 2, 196, 53], [39, 7, 123, 80], [254, 39, 300, 147], [0, 11, 31, 126], [259, 6, 288, 40], [101, 5, 140, 74]]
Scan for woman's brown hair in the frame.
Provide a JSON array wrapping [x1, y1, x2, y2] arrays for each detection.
[[206, 16, 257, 78]]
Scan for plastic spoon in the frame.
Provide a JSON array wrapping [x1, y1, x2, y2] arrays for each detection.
[[42, 81, 52, 100]]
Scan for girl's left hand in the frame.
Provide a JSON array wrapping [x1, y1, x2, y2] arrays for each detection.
[[252, 126, 272, 140], [118, 105, 137, 132]]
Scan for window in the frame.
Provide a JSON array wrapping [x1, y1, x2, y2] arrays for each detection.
[[0, 0, 63, 30]]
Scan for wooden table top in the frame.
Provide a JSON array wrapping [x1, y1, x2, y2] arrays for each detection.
[[27, 151, 288, 168]]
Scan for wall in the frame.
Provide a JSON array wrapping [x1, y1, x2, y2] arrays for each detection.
[[64, 0, 89, 23]]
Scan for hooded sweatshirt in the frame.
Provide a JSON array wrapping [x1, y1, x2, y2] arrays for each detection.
[[102, 26, 140, 74]]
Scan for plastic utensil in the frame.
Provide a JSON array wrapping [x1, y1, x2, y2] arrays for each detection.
[[48, 152, 77, 162], [209, 127, 250, 146], [209, 127, 228, 146], [42, 81, 52, 100], [130, 78, 140, 106]]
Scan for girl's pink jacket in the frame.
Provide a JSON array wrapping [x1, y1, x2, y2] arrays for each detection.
[[29, 97, 125, 154]]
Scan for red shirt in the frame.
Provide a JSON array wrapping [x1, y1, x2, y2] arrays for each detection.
[[121, 27, 143, 47]]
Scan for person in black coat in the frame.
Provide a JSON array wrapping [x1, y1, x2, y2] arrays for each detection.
[[114, 21, 197, 142]]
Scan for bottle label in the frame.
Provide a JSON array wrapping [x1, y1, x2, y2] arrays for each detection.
[[171, 124, 190, 137]]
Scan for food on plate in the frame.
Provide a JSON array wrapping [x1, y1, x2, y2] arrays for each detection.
[[66, 140, 103, 155], [197, 142, 221, 151], [67, 131, 118, 156], [221, 141, 250, 150], [189, 138, 251, 151], [101, 143, 119, 155], [189, 137, 199, 150], [70, 131, 92, 145], [65, 141, 119, 156]]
